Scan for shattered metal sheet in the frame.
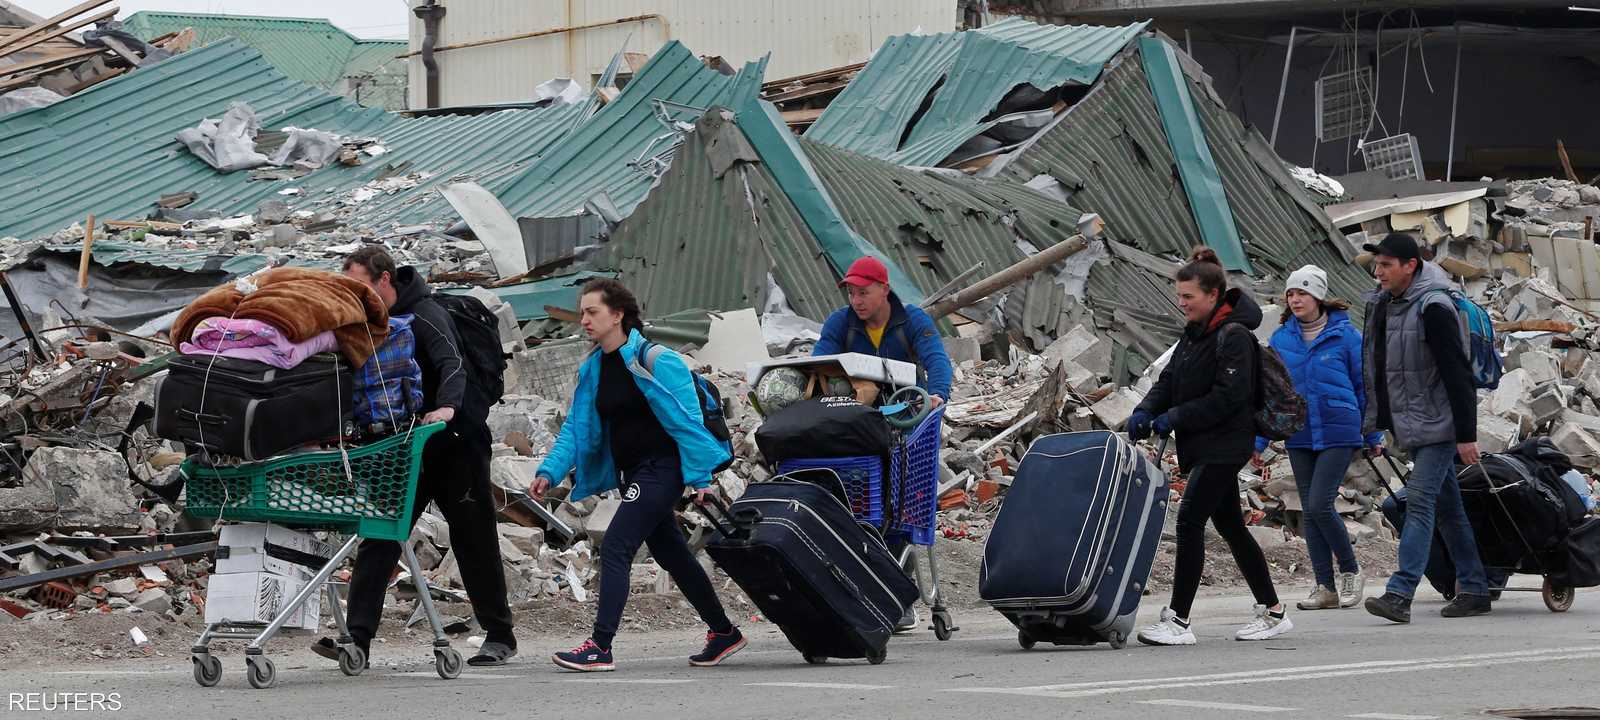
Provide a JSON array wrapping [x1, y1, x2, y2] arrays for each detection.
[[601, 110, 833, 323], [996, 42, 1371, 317], [494, 42, 770, 222], [0, 39, 586, 242], [442, 270, 613, 323], [806, 17, 1147, 167]]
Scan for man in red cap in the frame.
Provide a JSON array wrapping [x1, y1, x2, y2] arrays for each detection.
[[813, 255, 952, 406]]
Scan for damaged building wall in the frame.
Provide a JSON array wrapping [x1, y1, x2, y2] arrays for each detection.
[[400, 0, 954, 109]]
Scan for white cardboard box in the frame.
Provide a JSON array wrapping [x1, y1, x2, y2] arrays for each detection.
[[215, 523, 335, 579], [203, 570, 322, 631]]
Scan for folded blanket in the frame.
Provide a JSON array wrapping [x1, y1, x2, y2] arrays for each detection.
[[173, 267, 389, 367], [180, 317, 341, 370]]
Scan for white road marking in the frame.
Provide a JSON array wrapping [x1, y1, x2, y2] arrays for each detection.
[[394, 671, 516, 679], [558, 677, 696, 684], [1139, 699, 1295, 713], [1348, 714, 1439, 720], [946, 645, 1600, 700], [747, 682, 895, 690]]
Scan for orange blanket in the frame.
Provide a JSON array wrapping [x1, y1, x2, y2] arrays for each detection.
[[173, 267, 389, 367]]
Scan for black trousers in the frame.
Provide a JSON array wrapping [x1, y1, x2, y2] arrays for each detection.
[[345, 426, 516, 649], [1170, 461, 1280, 618], [593, 458, 732, 650]]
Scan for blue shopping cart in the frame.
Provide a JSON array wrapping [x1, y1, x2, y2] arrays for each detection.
[[775, 393, 957, 641]]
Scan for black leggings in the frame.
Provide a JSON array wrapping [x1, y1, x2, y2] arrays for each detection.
[[593, 458, 732, 650], [1170, 461, 1280, 618]]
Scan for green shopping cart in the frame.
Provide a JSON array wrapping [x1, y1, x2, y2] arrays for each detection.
[[181, 422, 462, 689]]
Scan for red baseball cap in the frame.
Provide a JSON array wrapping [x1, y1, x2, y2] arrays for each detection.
[[838, 256, 890, 288]]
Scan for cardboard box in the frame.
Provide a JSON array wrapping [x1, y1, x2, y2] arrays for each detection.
[[203, 570, 322, 631], [216, 523, 335, 579]]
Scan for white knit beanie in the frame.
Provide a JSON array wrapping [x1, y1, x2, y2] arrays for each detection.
[[1285, 265, 1329, 301]]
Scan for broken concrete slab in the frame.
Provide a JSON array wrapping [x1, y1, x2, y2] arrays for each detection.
[[1042, 325, 1109, 378], [22, 447, 140, 532], [1554, 422, 1600, 469], [489, 455, 540, 494], [1529, 383, 1569, 425], [1477, 413, 1521, 454], [583, 498, 622, 548], [132, 588, 171, 615], [498, 525, 544, 557], [1489, 368, 1530, 418], [1089, 388, 1140, 430], [102, 577, 139, 598], [1519, 350, 1561, 387]]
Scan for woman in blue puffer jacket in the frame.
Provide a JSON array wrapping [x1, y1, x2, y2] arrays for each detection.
[[1255, 265, 1384, 612]]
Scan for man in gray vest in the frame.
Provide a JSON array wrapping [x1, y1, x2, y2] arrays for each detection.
[[1359, 233, 1490, 623]]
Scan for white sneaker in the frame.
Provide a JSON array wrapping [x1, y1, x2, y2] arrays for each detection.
[[1137, 607, 1196, 646], [1235, 604, 1293, 641], [1338, 571, 1366, 608]]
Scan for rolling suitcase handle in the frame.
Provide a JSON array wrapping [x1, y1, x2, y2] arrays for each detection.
[[694, 495, 762, 541], [1362, 449, 1408, 497]]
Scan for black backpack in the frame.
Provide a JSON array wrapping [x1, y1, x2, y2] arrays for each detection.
[[433, 294, 508, 419], [641, 342, 734, 474]]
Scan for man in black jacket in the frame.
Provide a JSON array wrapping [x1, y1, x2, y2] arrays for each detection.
[[312, 245, 517, 667]]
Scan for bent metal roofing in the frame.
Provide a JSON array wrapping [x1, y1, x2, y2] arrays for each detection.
[[0, 38, 761, 243]]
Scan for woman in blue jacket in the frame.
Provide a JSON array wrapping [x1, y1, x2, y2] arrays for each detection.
[[1256, 265, 1383, 611], [532, 279, 744, 672]]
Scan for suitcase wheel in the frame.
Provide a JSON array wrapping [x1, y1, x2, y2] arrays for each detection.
[[1017, 630, 1036, 650], [803, 654, 828, 665], [1107, 630, 1127, 650], [866, 648, 886, 665], [1543, 578, 1575, 613]]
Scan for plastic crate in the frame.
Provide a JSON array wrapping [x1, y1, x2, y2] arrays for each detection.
[[775, 456, 887, 526], [889, 407, 944, 546], [181, 423, 443, 541]]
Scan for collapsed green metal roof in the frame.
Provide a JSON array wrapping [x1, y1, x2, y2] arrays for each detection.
[[123, 11, 407, 110], [995, 39, 1369, 307], [495, 42, 770, 222], [806, 17, 1148, 167]]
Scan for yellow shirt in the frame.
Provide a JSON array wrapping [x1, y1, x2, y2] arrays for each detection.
[[866, 325, 886, 349]]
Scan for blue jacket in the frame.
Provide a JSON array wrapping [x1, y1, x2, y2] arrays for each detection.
[[813, 294, 953, 400], [1256, 310, 1384, 453], [535, 330, 732, 502]]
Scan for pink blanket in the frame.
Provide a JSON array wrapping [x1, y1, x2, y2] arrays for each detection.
[[180, 317, 340, 370]]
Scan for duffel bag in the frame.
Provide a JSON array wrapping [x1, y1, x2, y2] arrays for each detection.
[[755, 396, 892, 464]]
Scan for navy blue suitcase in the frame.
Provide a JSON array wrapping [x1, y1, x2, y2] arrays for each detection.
[[979, 431, 1169, 649], [701, 479, 919, 664]]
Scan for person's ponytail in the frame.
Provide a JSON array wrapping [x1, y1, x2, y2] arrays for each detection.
[[1175, 245, 1227, 295]]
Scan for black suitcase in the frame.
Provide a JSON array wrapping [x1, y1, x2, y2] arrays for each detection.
[[700, 478, 918, 664], [153, 353, 353, 462], [980, 431, 1169, 650]]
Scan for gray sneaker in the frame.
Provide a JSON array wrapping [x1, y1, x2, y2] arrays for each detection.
[[1338, 571, 1366, 608], [893, 606, 919, 633], [1296, 585, 1339, 611]]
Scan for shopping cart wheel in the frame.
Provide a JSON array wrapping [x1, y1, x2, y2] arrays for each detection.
[[435, 648, 463, 679], [339, 646, 367, 677], [1107, 631, 1127, 650], [883, 387, 932, 430], [245, 656, 276, 690], [866, 648, 887, 665], [1542, 579, 1575, 613], [803, 654, 827, 665], [191, 654, 222, 687], [1017, 630, 1037, 650], [932, 612, 953, 641]]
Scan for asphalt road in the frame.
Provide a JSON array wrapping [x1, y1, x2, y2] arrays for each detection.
[[5, 577, 1597, 719]]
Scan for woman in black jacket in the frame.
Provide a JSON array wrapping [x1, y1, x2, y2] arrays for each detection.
[[1128, 248, 1292, 646]]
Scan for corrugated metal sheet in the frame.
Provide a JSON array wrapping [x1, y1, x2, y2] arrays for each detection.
[[603, 110, 835, 322], [124, 12, 407, 109], [444, 270, 612, 321], [0, 39, 585, 241], [807, 18, 1147, 166], [40, 242, 276, 275], [495, 42, 768, 220], [996, 41, 1371, 312], [405, 0, 952, 108]]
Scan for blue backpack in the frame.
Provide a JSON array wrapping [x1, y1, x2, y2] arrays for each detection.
[[1430, 289, 1504, 390], [641, 342, 735, 474], [353, 314, 426, 426]]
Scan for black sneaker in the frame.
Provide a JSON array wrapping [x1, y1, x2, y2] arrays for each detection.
[[552, 638, 614, 672], [1364, 592, 1412, 624], [1441, 593, 1492, 618], [689, 628, 747, 667], [310, 637, 369, 669]]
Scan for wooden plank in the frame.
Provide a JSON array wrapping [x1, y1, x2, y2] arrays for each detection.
[[781, 107, 825, 124], [62, 64, 125, 93], [0, 0, 113, 56], [0, 46, 102, 79], [0, 6, 117, 61], [764, 79, 848, 105]]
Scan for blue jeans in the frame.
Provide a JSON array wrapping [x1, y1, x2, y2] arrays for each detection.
[[1288, 448, 1360, 588], [1388, 442, 1488, 598]]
